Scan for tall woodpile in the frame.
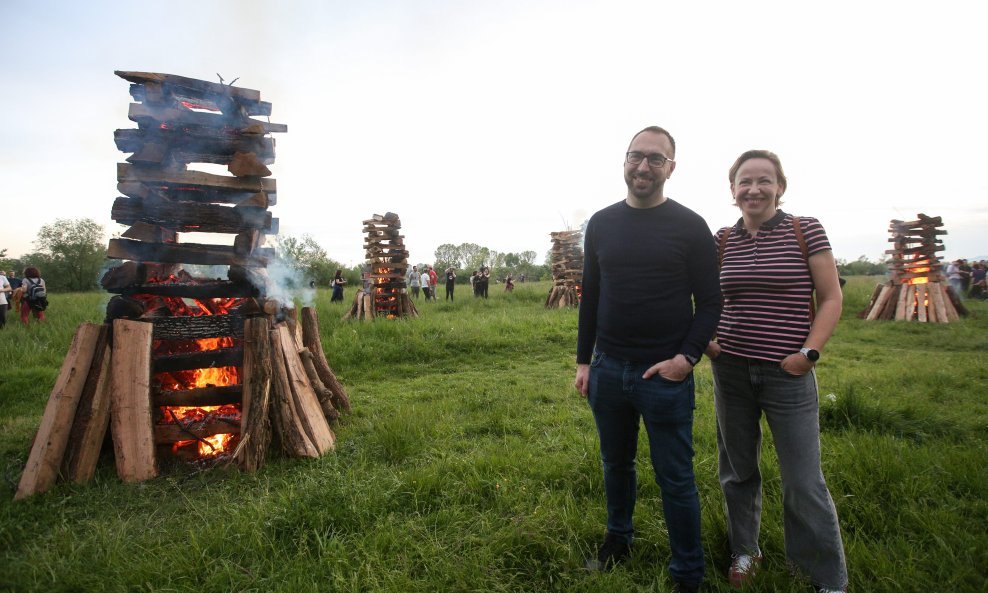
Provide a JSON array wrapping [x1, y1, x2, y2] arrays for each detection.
[[15, 72, 350, 500], [545, 230, 583, 309], [859, 213, 966, 322], [345, 212, 418, 319]]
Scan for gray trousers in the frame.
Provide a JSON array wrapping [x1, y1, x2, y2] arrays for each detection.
[[711, 353, 847, 590]]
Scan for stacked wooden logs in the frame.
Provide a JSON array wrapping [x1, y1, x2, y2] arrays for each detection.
[[14, 72, 351, 499], [345, 212, 418, 319], [545, 230, 583, 309], [859, 213, 965, 322]]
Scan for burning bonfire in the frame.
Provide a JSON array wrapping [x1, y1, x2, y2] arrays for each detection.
[[545, 229, 582, 309], [860, 213, 966, 322], [15, 71, 350, 501], [345, 212, 418, 320]]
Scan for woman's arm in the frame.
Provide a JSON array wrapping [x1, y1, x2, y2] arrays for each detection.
[[780, 250, 843, 375]]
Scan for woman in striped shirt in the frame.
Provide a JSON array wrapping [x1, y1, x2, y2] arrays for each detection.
[[705, 150, 847, 593]]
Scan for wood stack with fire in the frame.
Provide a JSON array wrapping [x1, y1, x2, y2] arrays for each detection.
[[545, 230, 583, 309], [345, 212, 418, 319], [860, 213, 966, 322], [15, 72, 350, 500]]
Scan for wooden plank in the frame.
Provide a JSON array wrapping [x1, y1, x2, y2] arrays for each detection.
[[916, 284, 928, 322], [151, 313, 245, 340], [894, 282, 910, 321], [865, 285, 892, 321], [300, 307, 352, 413], [118, 163, 276, 193], [904, 285, 917, 321], [15, 324, 102, 500], [111, 196, 274, 234], [276, 326, 335, 454], [154, 422, 241, 444], [929, 282, 949, 323], [268, 329, 319, 458], [128, 103, 287, 134], [114, 281, 259, 299], [116, 70, 263, 102], [153, 347, 243, 373], [114, 128, 275, 161], [107, 238, 273, 267], [109, 319, 158, 483], [235, 317, 272, 471], [153, 385, 242, 407], [63, 325, 113, 484]]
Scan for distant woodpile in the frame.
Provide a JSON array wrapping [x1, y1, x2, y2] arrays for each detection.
[[545, 230, 582, 309], [860, 213, 966, 322], [345, 212, 418, 320]]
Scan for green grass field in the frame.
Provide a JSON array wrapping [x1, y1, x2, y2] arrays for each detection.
[[1, 278, 986, 592]]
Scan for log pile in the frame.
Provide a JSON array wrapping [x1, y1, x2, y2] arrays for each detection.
[[345, 212, 418, 319], [545, 230, 583, 309], [859, 213, 966, 322], [15, 72, 351, 500]]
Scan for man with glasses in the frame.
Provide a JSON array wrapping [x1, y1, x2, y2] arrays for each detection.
[[575, 126, 721, 593]]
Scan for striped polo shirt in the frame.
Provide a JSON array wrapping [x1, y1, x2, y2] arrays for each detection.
[[715, 210, 831, 362]]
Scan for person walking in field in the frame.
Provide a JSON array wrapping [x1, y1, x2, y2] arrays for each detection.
[[0, 270, 10, 328], [19, 267, 47, 325], [420, 267, 432, 301], [428, 266, 439, 301], [408, 265, 421, 299], [575, 126, 721, 593], [706, 150, 847, 593]]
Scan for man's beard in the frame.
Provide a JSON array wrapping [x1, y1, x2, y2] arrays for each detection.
[[626, 172, 664, 200]]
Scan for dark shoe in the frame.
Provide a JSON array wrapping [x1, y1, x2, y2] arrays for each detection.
[[583, 532, 630, 571], [673, 582, 700, 593]]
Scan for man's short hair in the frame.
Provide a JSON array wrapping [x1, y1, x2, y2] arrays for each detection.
[[629, 126, 676, 157]]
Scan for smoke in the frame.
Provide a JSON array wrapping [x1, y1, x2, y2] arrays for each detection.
[[264, 254, 316, 308]]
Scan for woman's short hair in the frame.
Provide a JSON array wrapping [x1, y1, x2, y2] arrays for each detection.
[[23, 267, 40, 279], [728, 149, 787, 206]]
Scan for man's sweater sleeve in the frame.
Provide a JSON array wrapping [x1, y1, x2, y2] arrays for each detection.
[[680, 231, 722, 362], [576, 220, 600, 364]]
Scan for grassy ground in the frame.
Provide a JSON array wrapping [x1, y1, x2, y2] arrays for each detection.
[[0, 278, 985, 592]]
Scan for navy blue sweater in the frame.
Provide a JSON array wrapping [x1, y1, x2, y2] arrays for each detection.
[[576, 199, 721, 365]]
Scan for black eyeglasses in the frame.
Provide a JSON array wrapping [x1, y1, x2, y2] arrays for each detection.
[[626, 151, 674, 168]]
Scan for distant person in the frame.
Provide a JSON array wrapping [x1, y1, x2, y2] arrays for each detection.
[[947, 260, 963, 296], [7, 270, 22, 314], [504, 273, 514, 292], [420, 268, 432, 301], [479, 266, 490, 299], [20, 266, 47, 325], [707, 149, 847, 593], [428, 266, 439, 301], [575, 126, 720, 593], [0, 270, 10, 328], [470, 271, 479, 297], [408, 265, 421, 299], [444, 267, 456, 301], [331, 269, 346, 302], [969, 261, 986, 299], [959, 259, 972, 294]]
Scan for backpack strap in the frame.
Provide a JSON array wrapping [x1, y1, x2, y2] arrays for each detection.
[[717, 226, 733, 269], [791, 215, 817, 323]]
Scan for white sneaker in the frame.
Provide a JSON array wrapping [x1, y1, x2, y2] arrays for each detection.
[[728, 553, 762, 589]]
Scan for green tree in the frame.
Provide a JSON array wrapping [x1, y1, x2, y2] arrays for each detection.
[[434, 243, 461, 271], [273, 234, 349, 286], [24, 218, 106, 291]]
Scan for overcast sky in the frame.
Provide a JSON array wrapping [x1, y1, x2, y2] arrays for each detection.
[[2, 0, 986, 267]]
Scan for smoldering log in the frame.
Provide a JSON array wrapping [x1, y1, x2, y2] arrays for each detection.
[[111, 196, 275, 234], [107, 238, 272, 267], [154, 422, 241, 445], [152, 347, 243, 373], [151, 314, 245, 340], [153, 385, 242, 407]]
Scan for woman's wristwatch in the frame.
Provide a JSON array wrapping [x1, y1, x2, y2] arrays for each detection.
[[799, 347, 820, 362]]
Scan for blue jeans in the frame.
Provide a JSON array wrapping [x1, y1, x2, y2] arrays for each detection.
[[588, 350, 704, 585], [711, 352, 847, 590]]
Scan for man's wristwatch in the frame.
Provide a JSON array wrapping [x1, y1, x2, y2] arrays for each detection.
[[799, 347, 820, 362], [682, 353, 699, 367]]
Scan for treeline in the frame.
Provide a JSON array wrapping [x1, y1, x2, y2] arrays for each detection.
[[1, 219, 555, 294], [836, 255, 890, 276]]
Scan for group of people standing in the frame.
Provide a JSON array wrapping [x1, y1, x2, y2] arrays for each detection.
[[947, 259, 987, 300], [407, 265, 457, 301], [0, 268, 47, 328], [469, 267, 490, 298], [576, 126, 847, 593]]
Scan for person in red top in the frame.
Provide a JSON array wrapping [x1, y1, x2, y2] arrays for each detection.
[[427, 266, 439, 301], [705, 150, 846, 593]]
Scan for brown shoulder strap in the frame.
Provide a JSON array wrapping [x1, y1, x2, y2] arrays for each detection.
[[791, 215, 809, 262], [791, 215, 817, 322], [717, 227, 732, 268]]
